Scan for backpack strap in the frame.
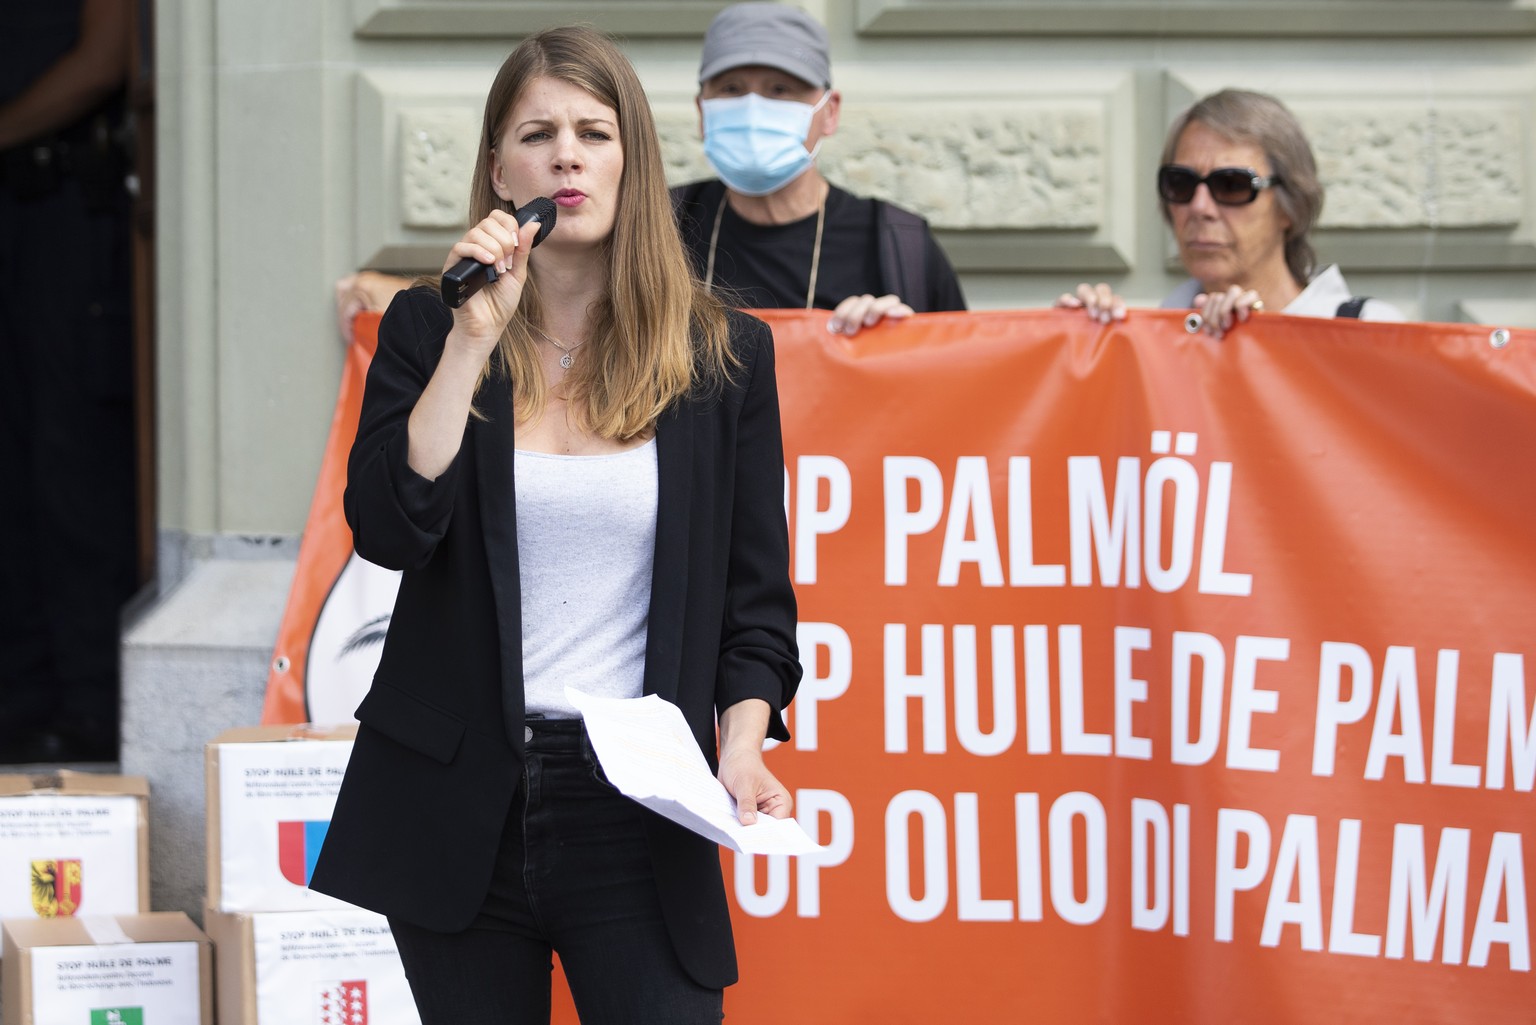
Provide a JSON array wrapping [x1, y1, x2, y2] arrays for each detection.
[[873, 199, 932, 312], [1335, 296, 1369, 318]]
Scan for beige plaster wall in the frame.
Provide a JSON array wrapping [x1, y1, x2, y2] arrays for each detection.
[[155, 0, 1536, 538]]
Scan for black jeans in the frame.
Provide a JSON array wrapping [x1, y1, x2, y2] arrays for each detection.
[[389, 718, 724, 1024]]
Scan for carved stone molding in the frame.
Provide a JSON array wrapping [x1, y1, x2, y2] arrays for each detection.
[[352, 0, 729, 38], [360, 69, 1138, 273], [1164, 70, 1535, 270], [856, 0, 1536, 37], [824, 103, 1103, 231], [1311, 107, 1522, 230]]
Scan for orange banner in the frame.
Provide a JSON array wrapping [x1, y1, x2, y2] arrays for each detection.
[[262, 315, 388, 726], [268, 309, 1536, 1023]]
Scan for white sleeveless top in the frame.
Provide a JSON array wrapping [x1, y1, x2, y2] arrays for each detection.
[[513, 439, 658, 718]]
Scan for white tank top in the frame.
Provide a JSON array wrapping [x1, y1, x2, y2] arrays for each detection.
[[513, 438, 658, 719]]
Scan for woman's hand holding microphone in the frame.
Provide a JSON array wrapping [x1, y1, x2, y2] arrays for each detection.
[[405, 211, 544, 481], [442, 209, 544, 364]]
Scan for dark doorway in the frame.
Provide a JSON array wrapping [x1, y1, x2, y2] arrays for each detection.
[[0, 0, 154, 766]]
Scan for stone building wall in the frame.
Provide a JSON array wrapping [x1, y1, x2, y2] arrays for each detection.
[[157, 0, 1536, 539], [128, 0, 1535, 922]]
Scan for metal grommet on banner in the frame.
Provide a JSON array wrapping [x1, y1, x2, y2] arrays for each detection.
[[1184, 313, 1203, 334], [1490, 328, 1511, 349], [272, 655, 290, 673]]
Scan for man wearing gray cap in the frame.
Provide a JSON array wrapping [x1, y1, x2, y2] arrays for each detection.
[[673, 2, 966, 334], [334, 3, 965, 340]]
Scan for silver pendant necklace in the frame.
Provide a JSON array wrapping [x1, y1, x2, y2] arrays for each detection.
[[532, 325, 586, 369]]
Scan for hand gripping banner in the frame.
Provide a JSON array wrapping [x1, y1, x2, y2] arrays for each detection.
[[266, 308, 1536, 1024]]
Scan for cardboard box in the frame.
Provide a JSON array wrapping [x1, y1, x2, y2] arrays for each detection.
[[0, 772, 150, 926], [204, 722, 359, 915], [204, 904, 420, 1025], [2, 912, 212, 1025], [205, 725, 357, 913]]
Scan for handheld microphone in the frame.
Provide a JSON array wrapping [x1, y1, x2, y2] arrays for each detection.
[[440, 197, 558, 309]]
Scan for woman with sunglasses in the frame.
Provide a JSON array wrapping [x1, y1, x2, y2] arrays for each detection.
[[1060, 89, 1403, 337]]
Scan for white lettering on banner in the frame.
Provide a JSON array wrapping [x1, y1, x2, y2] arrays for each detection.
[[733, 788, 854, 919], [734, 848, 788, 918], [1431, 651, 1481, 788], [1214, 809, 1529, 970], [884, 457, 944, 586], [1171, 631, 1226, 766], [886, 790, 948, 922], [1049, 792, 1109, 926], [1366, 647, 1429, 783], [1487, 653, 1535, 792], [1066, 435, 1253, 596], [795, 788, 855, 917], [940, 457, 1005, 587], [882, 623, 1294, 767], [1329, 820, 1381, 957], [1215, 808, 1271, 943], [882, 623, 1106, 757], [880, 441, 1251, 595], [791, 622, 852, 751], [1227, 635, 1288, 772], [1261, 815, 1325, 951], [1197, 462, 1252, 595], [1385, 824, 1468, 964], [1131, 798, 1190, 936], [1016, 793, 1043, 922], [1470, 833, 1530, 970], [1054, 625, 1105, 756], [1022, 625, 1053, 754], [1069, 455, 1141, 589], [956, 793, 1011, 921], [1008, 457, 1066, 586], [1143, 451, 1200, 592], [1313, 642, 1373, 777], [1115, 627, 1153, 761], [1316, 646, 1532, 790], [791, 456, 851, 585], [952, 625, 1018, 756], [885, 791, 1109, 926], [884, 624, 948, 753]]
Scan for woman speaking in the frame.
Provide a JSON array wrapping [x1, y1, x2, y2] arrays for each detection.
[[309, 25, 802, 1025]]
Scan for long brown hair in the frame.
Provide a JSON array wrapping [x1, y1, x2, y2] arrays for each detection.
[[1159, 89, 1324, 288], [468, 26, 734, 438]]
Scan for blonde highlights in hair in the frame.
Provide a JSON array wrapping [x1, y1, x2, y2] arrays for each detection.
[[468, 26, 733, 439]]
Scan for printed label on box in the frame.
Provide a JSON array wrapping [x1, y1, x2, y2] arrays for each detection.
[[0, 796, 142, 919], [30, 941, 201, 1024], [216, 742, 353, 912], [252, 910, 420, 1025]]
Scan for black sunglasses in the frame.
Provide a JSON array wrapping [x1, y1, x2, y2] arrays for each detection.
[[1158, 165, 1280, 206]]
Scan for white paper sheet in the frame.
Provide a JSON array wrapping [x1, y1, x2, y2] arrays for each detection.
[[565, 688, 820, 856]]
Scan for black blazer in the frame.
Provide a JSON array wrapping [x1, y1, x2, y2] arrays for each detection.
[[308, 288, 801, 989]]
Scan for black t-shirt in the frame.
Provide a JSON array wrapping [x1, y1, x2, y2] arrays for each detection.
[[674, 179, 966, 313]]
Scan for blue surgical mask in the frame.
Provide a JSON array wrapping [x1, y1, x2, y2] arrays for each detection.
[[700, 91, 830, 197]]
